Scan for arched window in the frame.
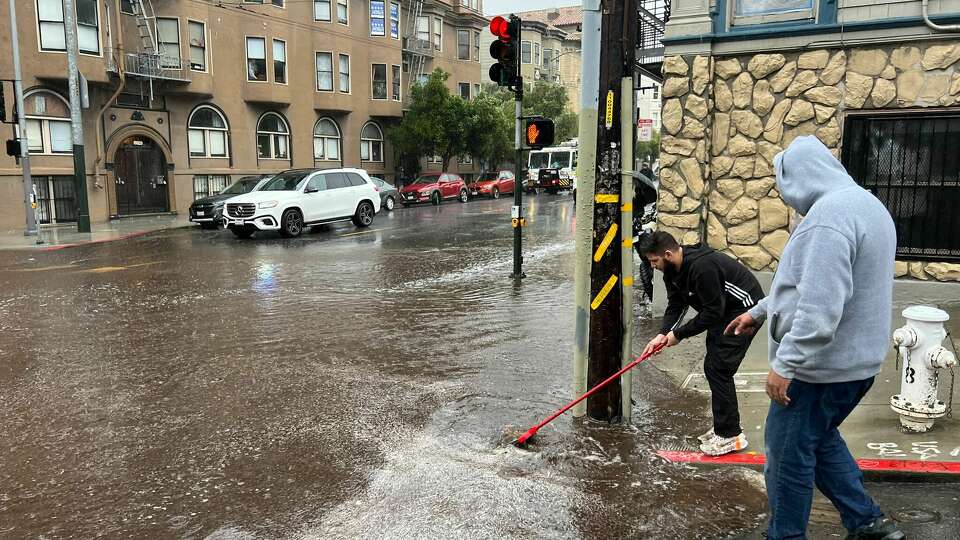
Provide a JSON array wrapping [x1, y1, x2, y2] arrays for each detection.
[[360, 121, 383, 163], [21, 90, 71, 154], [313, 118, 341, 161], [256, 112, 290, 160], [187, 105, 229, 158]]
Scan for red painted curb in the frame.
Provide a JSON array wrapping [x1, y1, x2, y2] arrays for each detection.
[[657, 450, 960, 474], [39, 230, 154, 251]]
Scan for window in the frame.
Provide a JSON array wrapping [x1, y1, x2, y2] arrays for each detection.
[[370, 0, 385, 36], [314, 0, 331, 21], [733, 0, 815, 26], [543, 48, 552, 70], [473, 83, 480, 98], [272, 0, 283, 7], [458, 155, 473, 165], [316, 52, 333, 91], [188, 105, 229, 158], [457, 30, 470, 60], [256, 113, 290, 160], [458, 83, 470, 100], [326, 172, 350, 189], [339, 54, 351, 93], [534, 43, 540, 67], [120, 0, 133, 14], [337, 0, 348, 23], [313, 118, 341, 161], [20, 90, 71, 154], [433, 17, 442, 51], [188, 21, 207, 71], [156, 18, 181, 69], [194, 175, 230, 200], [391, 65, 401, 101], [32, 176, 76, 224], [521, 41, 531, 64], [372, 64, 387, 100], [273, 40, 287, 84], [474, 31, 480, 61], [416, 16, 429, 48], [38, 0, 100, 54], [246, 37, 266, 82], [389, 2, 400, 39], [360, 122, 384, 162]]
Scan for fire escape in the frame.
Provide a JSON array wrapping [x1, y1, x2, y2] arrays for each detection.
[[401, 0, 433, 106], [115, 0, 190, 100], [636, 0, 671, 83]]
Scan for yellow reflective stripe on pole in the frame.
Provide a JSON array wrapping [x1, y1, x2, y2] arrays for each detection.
[[591, 275, 618, 310], [622, 277, 634, 287], [593, 223, 618, 262], [622, 238, 633, 248], [621, 202, 633, 212], [594, 194, 619, 203]]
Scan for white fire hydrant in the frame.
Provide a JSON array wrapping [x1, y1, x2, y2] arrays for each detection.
[[890, 306, 957, 433]]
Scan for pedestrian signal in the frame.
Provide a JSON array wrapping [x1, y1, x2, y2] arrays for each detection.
[[524, 119, 555, 149]]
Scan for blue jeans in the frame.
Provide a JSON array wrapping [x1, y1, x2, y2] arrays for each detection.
[[764, 378, 882, 540]]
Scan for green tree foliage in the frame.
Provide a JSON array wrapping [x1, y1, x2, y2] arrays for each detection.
[[485, 81, 579, 144], [465, 92, 513, 171]]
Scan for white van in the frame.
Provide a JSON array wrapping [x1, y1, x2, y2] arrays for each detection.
[[526, 142, 578, 193]]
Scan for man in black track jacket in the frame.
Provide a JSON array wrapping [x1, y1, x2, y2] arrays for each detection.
[[638, 231, 765, 456]]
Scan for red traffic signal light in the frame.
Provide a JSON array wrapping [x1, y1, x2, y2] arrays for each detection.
[[490, 16, 511, 39], [525, 119, 555, 149]]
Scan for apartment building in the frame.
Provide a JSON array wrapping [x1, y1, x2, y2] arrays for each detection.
[[0, 0, 484, 230], [480, 6, 583, 113]]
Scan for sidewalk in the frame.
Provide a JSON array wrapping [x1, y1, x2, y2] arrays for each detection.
[[0, 214, 191, 251], [646, 272, 960, 478]]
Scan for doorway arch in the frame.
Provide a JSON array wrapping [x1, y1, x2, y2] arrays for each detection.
[[112, 134, 170, 215]]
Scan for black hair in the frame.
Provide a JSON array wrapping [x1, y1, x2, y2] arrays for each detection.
[[637, 230, 680, 256]]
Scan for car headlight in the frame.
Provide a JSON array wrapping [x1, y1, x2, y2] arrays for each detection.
[[213, 201, 225, 208], [258, 201, 278, 209], [419, 190, 431, 196]]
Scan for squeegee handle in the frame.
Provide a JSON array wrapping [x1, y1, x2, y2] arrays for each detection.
[[530, 343, 666, 432]]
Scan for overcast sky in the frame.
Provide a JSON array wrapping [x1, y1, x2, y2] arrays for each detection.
[[483, 0, 581, 16]]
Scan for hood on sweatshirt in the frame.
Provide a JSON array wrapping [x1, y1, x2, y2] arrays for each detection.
[[774, 135, 858, 215]]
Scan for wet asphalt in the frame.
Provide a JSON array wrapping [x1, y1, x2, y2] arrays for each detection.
[[0, 194, 955, 539]]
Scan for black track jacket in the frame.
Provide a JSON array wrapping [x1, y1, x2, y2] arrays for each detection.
[[660, 244, 765, 341]]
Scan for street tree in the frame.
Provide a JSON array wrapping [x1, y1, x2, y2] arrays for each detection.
[[484, 81, 580, 145], [466, 91, 513, 171]]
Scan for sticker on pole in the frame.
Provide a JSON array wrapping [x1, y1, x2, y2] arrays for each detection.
[[638, 118, 654, 142], [605, 90, 614, 129]]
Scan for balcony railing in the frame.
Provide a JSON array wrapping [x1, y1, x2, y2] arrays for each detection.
[[402, 37, 436, 58], [122, 53, 190, 82]]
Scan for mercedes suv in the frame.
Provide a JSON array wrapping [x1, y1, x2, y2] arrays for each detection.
[[222, 168, 381, 239]]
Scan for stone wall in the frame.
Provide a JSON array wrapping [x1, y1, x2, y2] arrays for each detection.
[[657, 42, 960, 282]]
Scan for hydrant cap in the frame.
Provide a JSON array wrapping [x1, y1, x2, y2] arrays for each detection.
[[902, 305, 950, 323]]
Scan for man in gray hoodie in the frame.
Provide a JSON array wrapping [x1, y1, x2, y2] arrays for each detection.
[[726, 136, 904, 540]]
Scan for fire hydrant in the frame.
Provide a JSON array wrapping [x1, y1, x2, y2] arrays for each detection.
[[890, 306, 956, 433]]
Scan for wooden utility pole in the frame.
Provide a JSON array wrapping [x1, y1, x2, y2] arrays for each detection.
[[584, 0, 639, 421]]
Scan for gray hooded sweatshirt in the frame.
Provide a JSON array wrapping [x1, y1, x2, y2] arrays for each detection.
[[748, 136, 896, 383]]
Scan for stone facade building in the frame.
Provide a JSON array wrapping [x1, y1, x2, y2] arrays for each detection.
[[0, 0, 485, 231], [658, 0, 960, 282]]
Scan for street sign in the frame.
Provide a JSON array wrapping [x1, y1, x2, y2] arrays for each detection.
[[637, 118, 654, 142]]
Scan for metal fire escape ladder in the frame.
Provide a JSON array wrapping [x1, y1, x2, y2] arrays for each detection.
[[403, 0, 428, 101], [636, 0, 671, 83], [129, 0, 158, 55]]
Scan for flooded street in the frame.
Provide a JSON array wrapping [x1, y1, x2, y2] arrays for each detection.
[[0, 196, 767, 539]]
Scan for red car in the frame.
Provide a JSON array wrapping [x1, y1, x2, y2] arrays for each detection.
[[400, 173, 469, 206], [466, 170, 516, 199]]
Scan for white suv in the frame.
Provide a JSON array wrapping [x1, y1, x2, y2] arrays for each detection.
[[222, 168, 381, 239]]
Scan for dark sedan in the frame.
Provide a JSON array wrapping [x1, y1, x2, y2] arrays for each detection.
[[189, 175, 270, 228], [370, 177, 399, 211]]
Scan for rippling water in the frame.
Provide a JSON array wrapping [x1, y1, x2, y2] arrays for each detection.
[[0, 197, 767, 539]]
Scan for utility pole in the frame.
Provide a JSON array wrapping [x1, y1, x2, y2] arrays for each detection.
[[63, 0, 92, 232], [512, 83, 525, 279], [7, 0, 38, 235], [575, 0, 639, 422]]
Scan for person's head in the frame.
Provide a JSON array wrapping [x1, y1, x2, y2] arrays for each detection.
[[637, 231, 682, 272], [775, 135, 856, 215]]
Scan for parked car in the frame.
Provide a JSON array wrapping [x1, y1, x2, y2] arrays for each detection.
[[221, 168, 381, 239], [370, 177, 400, 211], [466, 170, 515, 199], [189, 175, 270, 228], [399, 173, 469, 206]]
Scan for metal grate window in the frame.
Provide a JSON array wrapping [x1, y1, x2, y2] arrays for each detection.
[[193, 175, 230, 200], [842, 112, 960, 262], [32, 176, 76, 224]]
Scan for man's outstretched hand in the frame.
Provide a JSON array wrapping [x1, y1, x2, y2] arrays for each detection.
[[725, 312, 759, 336], [643, 332, 678, 357]]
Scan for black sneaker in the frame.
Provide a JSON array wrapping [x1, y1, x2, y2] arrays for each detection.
[[846, 517, 905, 540]]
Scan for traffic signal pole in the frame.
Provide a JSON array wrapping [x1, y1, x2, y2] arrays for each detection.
[[512, 88, 525, 280], [6, 0, 38, 235]]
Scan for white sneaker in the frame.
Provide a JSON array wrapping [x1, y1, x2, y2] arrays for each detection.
[[699, 432, 748, 456], [696, 427, 715, 443]]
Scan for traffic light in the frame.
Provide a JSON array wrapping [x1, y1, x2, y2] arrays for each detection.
[[488, 15, 521, 89], [524, 119, 555, 149]]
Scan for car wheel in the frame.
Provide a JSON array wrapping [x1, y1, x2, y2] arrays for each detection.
[[385, 196, 395, 211], [352, 201, 375, 227], [459, 189, 468, 203], [492, 187, 500, 199], [231, 226, 255, 239], [200, 222, 218, 230], [431, 192, 441, 206], [279, 209, 304, 238]]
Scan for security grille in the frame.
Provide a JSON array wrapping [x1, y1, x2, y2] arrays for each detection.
[[842, 112, 960, 262], [32, 176, 77, 224]]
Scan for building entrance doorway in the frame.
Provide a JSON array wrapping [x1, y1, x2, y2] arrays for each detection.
[[114, 135, 170, 215]]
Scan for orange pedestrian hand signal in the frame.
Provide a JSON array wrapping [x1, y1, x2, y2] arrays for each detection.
[[524, 119, 555, 149]]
